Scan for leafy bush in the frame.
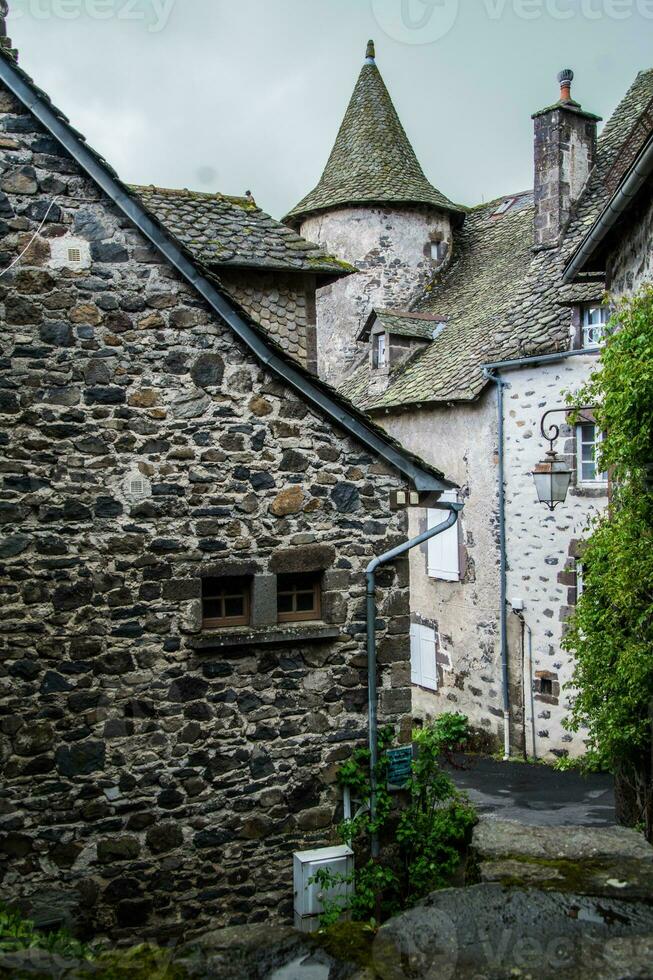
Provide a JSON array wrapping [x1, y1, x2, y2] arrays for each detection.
[[0, 906, 186, 979], [313, 720, 476, 926], [0, 904, 92, 960]]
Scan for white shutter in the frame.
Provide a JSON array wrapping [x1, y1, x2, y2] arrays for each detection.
[[410, 624, 438, 692], [427, 492, 460, 582], [410, 624, 422, 686]]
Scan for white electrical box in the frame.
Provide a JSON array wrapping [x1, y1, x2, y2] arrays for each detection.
[[293, 844, 354, 933]]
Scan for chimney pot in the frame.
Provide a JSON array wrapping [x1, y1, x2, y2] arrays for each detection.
[[557, 68, 574, 102]]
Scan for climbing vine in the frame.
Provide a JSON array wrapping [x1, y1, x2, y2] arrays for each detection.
[[564, 286, 653, 832], [312, 714, 476, 925]]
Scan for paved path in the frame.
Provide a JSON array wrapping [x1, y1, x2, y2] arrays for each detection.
[[446, 755, 615, 826]]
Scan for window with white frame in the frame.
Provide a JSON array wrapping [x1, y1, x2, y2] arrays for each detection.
[[372, 332, 387, 369], [582, 305, 609, 348], [576, 561, 583, 600], [410, 623, 438, 691], [427, 491, 460, 581], [577, 423, 607, 484]]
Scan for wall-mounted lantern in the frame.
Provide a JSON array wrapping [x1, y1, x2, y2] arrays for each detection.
[[531, 407, 595, 511]]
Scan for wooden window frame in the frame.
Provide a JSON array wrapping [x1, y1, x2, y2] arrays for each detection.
[[202, 577, 251, 629], [277, 574, 322, 624]]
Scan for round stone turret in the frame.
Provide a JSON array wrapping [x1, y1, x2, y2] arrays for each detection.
[[284, 41, 462, 386]]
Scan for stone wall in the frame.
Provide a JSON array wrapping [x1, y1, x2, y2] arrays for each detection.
[[608, 182, 653, 297], [0, 83, 413, 940], [373, 396, 505, 747], [220, 269, 317, 373], [300, 205, 452, 386], [503, 354, 608, 759]]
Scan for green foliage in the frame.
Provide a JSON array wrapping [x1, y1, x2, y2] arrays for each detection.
[[564, 287, 653, 768], [0, 904, 92, 960], [0, 907, 186, 979], [552, 749, 607, 774], [313, 717, 476, 927]]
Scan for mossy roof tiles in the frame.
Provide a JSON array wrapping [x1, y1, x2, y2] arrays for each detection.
[[284, 48, 463, 227], [341, 69, 653, 412], [132, 185, 355, 277]]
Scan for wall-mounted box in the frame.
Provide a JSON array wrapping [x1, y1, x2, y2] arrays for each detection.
[[293, 844, 354, 933]]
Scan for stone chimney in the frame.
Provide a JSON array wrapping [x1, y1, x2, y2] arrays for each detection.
[[0, 1, 17, 60], [532, 69, 601, 249]]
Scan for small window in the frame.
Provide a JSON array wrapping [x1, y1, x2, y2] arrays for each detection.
[[202, 576, 250, 628], [430, 240, 447, 262], [577, 423, 607, 484], [576, 562, 584, 600], [277, 573, 321, 623], [540, 677, 553, 697], [372, 332, 387, 370], [582, 305, 609, 348]]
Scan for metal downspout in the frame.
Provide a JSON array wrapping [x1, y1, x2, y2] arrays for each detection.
[[483, 369, 510, 760], [365, 501, 463, 858]]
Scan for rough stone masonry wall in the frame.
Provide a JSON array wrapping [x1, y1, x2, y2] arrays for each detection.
[[503, 356, 608, 760], [608, 182, 653, 297], [300, 205, 452, 387], [0, 84, 412, 941]]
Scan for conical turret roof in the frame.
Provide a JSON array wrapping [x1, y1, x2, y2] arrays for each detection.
[[284, 41, 462, 227]]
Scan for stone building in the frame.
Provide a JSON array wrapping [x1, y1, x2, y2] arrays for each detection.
[[0, 33, 454, 939], [289, 43, 653, 759]]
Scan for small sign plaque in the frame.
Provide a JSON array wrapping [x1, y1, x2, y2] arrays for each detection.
[[386, 746, 413, 791]]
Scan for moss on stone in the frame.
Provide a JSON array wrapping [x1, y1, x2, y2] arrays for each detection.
[[310, 920, 376, 969]]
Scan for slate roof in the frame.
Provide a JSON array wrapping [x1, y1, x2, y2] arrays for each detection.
[[341, 69, 653, 412], [132, 185, 355, 279], [284, 42, 463, 228], [0, 46, 452, 493]]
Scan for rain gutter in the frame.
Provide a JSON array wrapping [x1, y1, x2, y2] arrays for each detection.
[[482, 368, 510, 760], [365, 499, 463, 858]]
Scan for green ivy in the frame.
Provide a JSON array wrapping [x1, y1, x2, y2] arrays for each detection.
[[564, 287, 653, 770], [312, 715, 477, 926]]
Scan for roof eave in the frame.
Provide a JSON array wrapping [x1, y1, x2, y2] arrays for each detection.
[[563, 130, 653, 282]]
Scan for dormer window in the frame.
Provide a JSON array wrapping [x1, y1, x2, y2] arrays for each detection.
[[372, 332, 387, 369], [582, 305, 609, 348]]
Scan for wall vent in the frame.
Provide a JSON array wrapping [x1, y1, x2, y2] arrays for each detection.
[[125, 473, 151, 501], [67, 247, 82, 263]]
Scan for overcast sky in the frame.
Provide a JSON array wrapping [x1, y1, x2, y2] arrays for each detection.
[[8, 0, 653, 219]]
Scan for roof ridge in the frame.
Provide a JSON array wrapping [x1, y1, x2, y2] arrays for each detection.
[[131, 183, 254, 208]]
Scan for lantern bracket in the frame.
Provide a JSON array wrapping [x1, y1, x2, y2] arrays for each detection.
[[540, 406, 596, 453]]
